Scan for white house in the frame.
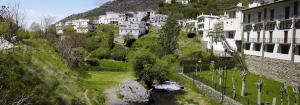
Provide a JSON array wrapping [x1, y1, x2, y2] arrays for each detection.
[[223, 3, 244, 51], [196, 14, 225, 52], [242, 0, 300, 62], [119, 21, 147, 38], [99, 12, 125, 24], [150, 14, 168, 28], [165, 0, 190, 4], [55, 19, 92, 34], [55, 22, 64, 34]]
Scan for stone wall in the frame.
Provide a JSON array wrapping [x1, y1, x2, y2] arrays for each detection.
[[245, 55, 300, 86], [181, 74, 242, 105]]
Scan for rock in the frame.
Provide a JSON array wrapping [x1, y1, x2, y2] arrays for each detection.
[[119, 80, 150, 104]]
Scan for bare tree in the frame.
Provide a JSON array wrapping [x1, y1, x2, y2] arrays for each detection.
[[0, 0, 25, 42], [39, 16, 57, 42]]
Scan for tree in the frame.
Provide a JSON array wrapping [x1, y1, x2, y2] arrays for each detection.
[[159, 13, 180, 55], [39, 16, 57, 42], [140, 59, 169, 87], [29, 22, 42, 38], [0, 1, 25, 40]]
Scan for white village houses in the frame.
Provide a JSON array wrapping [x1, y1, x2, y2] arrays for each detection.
[[55, 19, 92, 34], [242, 0, 300, 62], [191, 0, 300, 62]]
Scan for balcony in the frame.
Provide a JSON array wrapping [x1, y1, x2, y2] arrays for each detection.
[[265, 21, 276, 30], [249, 38, 261, 43], [296, 19, 300, 29], [243, 24, 252, 32], [279, 19, 292, 30], [253, 23, 263, 31], [273, 38, 292, 44], [246, 38, 294, 44]]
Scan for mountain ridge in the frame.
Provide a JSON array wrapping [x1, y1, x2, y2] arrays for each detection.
[[61, 0, 163, 22]]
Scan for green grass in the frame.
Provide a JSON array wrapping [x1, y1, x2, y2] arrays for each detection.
[[99, 59, 129, 71], [80, 70, 135, 90], [190, 70, 300, 105], [79, 60, 135, 105], [0, 39, 86, 104]]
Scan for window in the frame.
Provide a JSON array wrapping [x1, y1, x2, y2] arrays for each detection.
[[264, 8, 267, 20], [258, 12, 262, 22], [254, 44, 261, 51], [285, 6, 290, 19], [265, 44, 274, 53], [248, 14, 251, 23], [228, 31, 234, 39], [247, 32, 250, 42], [295, 2, 298, 16], [284, 31, 288, 43], [245, 43, 251, 50], [270, 9, 274, 21], [278, 44, 290, 54], [257, 32, 261, 42]]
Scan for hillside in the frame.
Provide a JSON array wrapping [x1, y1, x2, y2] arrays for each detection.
[[62, 0, 162, 21], [0, 39, 86, 104]]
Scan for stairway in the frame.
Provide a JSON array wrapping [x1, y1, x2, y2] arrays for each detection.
[[220, 35, 245, 67]]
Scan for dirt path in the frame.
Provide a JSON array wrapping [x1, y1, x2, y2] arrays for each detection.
[[84, 90, 92, 105], [105, 88, 127, 105]]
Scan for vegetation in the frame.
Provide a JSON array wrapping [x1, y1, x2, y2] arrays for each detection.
[[79, 63, 135, 105], [61, 0, 162, 21], [159, 0, 249, 19], [160, 14, 181, 55], [0, 39, 86, 104], [188, 69, 300, 104]]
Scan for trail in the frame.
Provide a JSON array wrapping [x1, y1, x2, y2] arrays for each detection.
[[84, 90, 92, 105], [105, 88, 126, 105]]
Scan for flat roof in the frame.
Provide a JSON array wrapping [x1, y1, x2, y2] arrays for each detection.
[[242, 0, 290, 12]]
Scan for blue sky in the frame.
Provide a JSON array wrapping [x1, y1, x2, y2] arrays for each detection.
[[1, 0, 111, 28]]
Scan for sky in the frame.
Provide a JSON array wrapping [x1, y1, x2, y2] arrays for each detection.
[[1, 0, 111, 28]]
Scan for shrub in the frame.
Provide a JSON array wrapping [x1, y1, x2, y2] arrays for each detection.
[[90, 48, 110, 59], [110, 44, 127, 61]]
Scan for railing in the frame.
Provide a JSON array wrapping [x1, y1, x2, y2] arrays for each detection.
[[245, 38, 294, 44], [249, 38, 260, 43], [279, 19, 293, 30]]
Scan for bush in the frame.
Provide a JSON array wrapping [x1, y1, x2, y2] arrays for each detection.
[[110, 44, 127, 61], [90, 48, 110, 59]]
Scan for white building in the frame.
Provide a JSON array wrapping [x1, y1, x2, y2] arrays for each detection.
[[223, 3, 244, 52], [119, 21, 147, 38], [55, 19, 92, 34], [242, 0, 300, 62], [55, 22, 64, 34], [196, 14, 226, 52], [99, 12, 125, 24], [165, 0, 190, 4], [150, 13, 168, 28]]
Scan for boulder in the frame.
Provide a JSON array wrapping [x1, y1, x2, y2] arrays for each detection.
[[119, 80, 150, 104]]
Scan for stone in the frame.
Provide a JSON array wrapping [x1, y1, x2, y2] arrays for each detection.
[[245, 56, 300, 86], [119, 80, 150, 104]]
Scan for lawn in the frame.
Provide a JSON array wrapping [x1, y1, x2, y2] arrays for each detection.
[[188, 70, 300, 105], [79, 60, 135, 105]]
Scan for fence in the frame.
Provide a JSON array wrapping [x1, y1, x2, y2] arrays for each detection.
[[187, 73, 257, 105]]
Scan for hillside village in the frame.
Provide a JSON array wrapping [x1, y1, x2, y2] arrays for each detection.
[[1, 0, 300, 105]]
